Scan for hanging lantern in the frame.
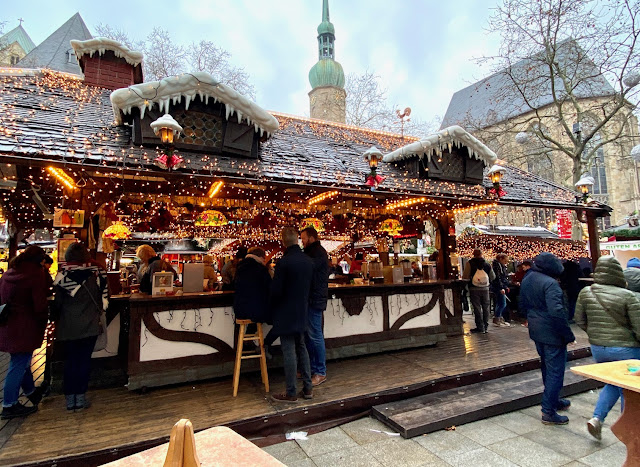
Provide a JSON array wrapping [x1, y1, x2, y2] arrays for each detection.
[[378, 218, 403, 236], [150, 114, 183, 144], [487, 164, 507, 198], [195, 210, 228, 227], [575, 175, 595, 203], [102, 221, 132, 240], [363, 146, 386, 191], [300, 217, 325, 232]]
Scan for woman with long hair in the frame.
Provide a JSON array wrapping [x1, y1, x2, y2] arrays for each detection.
[[0, 246, 49, 419]]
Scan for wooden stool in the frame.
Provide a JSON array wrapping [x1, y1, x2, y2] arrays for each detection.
[[232, 319, 269, 397]]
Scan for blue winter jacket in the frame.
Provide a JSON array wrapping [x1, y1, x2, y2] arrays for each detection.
[[520, 252, 575, 346]]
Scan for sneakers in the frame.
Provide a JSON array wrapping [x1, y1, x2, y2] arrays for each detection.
[[499, 317, 512, 327], [271, 393, 298, 403], [299, 388, 313, 400], [311, 374, 327, 386], [557, 399, 571, 411], [493, 317, 501, 326], [75, 394, 90, 410], [541, 412, 569, 425], [587, 417, 602, 440], [1, 402, 37, 419], [65, 395, 75, 411]]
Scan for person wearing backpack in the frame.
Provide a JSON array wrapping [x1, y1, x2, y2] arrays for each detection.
[[462, 249, 495, 334]]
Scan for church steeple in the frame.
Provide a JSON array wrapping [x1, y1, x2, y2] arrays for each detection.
[[308, 0, 346, 123]]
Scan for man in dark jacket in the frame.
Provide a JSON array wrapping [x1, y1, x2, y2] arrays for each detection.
[[233, 247, 271, 323], [520, 252, 575, 425], [462, 249, 495, 333], [270, 227, 314, 403], [301, 227, 329, 386], [491, 253, 511, 327]]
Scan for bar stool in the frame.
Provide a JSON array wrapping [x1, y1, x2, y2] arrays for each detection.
[[232, 319, 269, 397]]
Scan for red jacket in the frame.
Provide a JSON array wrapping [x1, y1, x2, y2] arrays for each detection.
[[0, 263, 49, 353]]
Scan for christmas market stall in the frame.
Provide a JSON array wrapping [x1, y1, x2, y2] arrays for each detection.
[[0, 39, 611, 390]]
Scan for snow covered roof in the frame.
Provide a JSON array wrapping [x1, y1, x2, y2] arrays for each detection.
[[382, 125, 497, 166], [110, 72, 280, 137], [70, 37, 143, 66]]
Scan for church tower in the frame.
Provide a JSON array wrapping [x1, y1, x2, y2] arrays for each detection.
[[308, 0, 346, 123]]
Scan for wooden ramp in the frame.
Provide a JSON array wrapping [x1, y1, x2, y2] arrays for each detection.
[[0, 319, 595, 466], [372, 357, 600, 438]]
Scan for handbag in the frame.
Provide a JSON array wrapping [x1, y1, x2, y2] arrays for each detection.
[[82, 281, 108, 352]]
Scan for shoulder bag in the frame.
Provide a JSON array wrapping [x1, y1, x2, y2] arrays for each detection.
[[82, 281, 108, 352]]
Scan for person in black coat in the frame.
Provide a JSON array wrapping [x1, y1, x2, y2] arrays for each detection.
[[233, 247, 272, 323], [301, 227, 329, 386], [270, 227, 314, 403]]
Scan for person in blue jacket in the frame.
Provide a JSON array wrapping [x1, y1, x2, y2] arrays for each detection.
[[520, 252, 576, 425]]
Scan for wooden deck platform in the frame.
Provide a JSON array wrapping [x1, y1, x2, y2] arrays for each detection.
[[0, 318, 593, 466]]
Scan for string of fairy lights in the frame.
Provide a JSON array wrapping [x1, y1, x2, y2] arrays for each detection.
[[0, 70, 589, 260]]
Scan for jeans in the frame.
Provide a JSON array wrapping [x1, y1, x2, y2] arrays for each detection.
[[280, 333, 312, 397], [591, 345, 640, 421], [2, 352, 36, 408], [494, 292, 507, 319], [62, 336, 98, 396], [469, 288, 490, 331], [305, 306, 327, 376], [535, 342, 567, 415]]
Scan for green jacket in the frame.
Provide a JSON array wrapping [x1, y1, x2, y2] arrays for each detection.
[[575, 256, 640, 348]]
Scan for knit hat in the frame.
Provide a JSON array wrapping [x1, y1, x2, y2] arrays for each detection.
[[627, 257, 640, 269]]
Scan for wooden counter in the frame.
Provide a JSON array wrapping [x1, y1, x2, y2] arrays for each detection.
[[83, 280, 464, 390]]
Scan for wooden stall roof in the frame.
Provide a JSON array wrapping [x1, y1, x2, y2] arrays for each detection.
[[0, 70, 608, 212]]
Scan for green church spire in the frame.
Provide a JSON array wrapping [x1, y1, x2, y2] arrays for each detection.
[[309, 0, 345, 90]]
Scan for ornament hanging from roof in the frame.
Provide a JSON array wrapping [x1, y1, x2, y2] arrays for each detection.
[[154, 153, 185, 170], [102, 220, 132, 240], [300, 217, 325, 232], [363, 146, 386, 191], [195, 210, 228, 227], [378, 218, 403, 236]]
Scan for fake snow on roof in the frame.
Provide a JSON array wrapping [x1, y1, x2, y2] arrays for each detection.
[[382, 125, 497, 167], [109, 72, 280, 137], [71, 37, 143, 66]]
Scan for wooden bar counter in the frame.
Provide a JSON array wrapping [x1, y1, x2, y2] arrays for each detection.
[[92, 280, 464, 390]]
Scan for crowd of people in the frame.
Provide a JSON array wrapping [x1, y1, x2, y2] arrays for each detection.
[[463, 248, 640, 439]]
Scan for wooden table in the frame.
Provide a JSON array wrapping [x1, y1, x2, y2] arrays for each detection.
[[571, 359, 640, 467], [102, 425, 284, 466]]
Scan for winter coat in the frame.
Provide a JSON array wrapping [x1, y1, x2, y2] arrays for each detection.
[[140, 256, 176, 294], [233, 255, 272, 323], [490, 260, 510, 294], [304, 240, 329, 310], [52, 270, 103, 341], [0, 263, 49, 353], [560, 261, 583, 301], [520, 252, 575, 346], [270, 245, 313, 336], [462, 257, 495, 290], [574, 256, 640, 348]]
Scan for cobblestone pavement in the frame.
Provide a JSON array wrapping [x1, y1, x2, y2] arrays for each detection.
[[262, 390, 626, 466]]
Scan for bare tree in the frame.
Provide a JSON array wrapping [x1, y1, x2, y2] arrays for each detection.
[[468, 0, 640, 184], [93, 24, 255, 97], [188, 40, 255, 99], [345, 70, 436, 137]]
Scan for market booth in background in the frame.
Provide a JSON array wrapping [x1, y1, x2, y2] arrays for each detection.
[[0, 38, 611, 389]]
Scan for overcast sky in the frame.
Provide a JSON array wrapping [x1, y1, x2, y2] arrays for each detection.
[[2, 0, 502, 127]]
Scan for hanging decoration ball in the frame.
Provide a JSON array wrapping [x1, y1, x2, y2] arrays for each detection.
[[300, 217, 325, 232], [631, 144, 640, 163], [515, 132, 529, 144], [195, 210, 228, 227], [378, 218, 403, 236], [623, 72, 640, 88], [102, 221, 132, 240]]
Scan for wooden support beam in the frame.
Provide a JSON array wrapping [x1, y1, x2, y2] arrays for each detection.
[[586, 212, 601, 270]]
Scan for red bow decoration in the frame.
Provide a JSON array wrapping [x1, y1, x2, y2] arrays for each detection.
[[365, 174, 386, 190], [489, 187, 507, 197], [154, 153, 185, 170]]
